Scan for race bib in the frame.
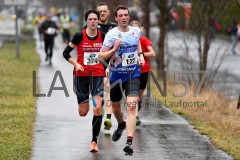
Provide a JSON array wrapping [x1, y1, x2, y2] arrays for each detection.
[[47, 27, 56, 35], [84, 52, 99, 65], [62, 23, 69, 29], [122, 51, 138, 67]]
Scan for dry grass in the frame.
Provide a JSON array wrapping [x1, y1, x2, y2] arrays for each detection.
[[151, 74, 240, 159]]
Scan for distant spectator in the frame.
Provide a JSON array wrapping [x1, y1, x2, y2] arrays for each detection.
[[170, 9, 180, 30], [237, 21, 240, 55], [215, 22, 221, 33], [184, 3, 192, 31], [59, 11, 73, 47], [237, 22, 240, 39], [33, 12, 46, 48], [210, 15, 217, 39], [51, 12, 59, 25], [230, 18, 238, 55]]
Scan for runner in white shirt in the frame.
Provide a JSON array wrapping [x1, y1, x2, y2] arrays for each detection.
[[99, 5, 145, 155]]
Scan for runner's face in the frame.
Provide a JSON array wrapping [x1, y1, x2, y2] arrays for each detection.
[[87, 13, 98, 30], [115, 9, 130, 27], [97, 5, 109, 23]]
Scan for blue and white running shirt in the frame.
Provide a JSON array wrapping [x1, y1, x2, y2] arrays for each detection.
[[103, 26, 141, 82]]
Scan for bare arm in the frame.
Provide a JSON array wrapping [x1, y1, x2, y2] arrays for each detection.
[[137, 41, 145, 66], [144, 46, 156, 57], [98, 39, 122, 61], [137, 41, 142, 53]]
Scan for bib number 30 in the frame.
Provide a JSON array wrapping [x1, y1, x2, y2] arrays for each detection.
[[84, 52, 99, 65]]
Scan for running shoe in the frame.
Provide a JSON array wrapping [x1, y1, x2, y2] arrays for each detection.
[[112, 121, 126, 141], [104, 118, 112, 130], [123, 142, 133, 155], [90, 142, 99, 152], [136, 116, 141, 126]]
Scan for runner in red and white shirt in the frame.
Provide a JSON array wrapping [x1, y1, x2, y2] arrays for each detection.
[[130, 20, 156, 126], [62, 10, 119, 153]]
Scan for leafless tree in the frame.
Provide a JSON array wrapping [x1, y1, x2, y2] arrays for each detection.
[[190, 0, 228, 89], [140, 0, 151, 38], [153, 0, 178, 79]]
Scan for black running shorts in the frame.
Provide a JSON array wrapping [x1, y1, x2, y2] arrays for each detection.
[[139, 72, 149, 90], [110, 77, 140, 102], [73, 76, 104, 104]]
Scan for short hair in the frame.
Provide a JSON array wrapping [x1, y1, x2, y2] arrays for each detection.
[[114, 5, 129, 17], [85, 10, 100, 21], [97, 2, 108, 7], [130, 20, 141, 27]]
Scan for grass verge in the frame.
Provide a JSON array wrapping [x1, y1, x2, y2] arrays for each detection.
[[150, 74, 240, 159], [0, 40, 39, 159]]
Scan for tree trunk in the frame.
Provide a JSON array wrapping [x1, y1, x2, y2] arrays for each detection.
[[77, 0, 84, 30], [156, 0, 169, 79], [200, 1, 213, 89], [141, 0, 150, 38], [157, 21, 167, 78]]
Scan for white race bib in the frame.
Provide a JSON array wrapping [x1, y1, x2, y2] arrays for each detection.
[[122, 51, 138, 67], [84, 52, 99, 65], [62, 23, 69, 29], [47, 27, 56, 35]]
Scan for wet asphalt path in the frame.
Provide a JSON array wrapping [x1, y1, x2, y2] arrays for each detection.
[[31, 32, 233, 160]]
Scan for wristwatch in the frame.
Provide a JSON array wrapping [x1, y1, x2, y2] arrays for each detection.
[[139, 52, 144, 56]]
